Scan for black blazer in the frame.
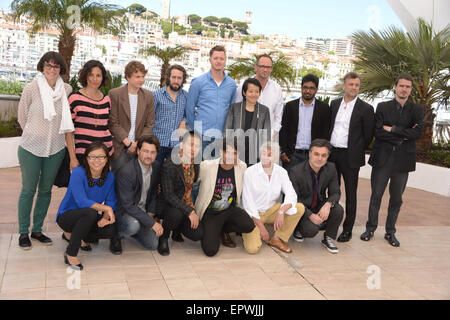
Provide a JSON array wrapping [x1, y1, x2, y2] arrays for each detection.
[[368, 99, 424, 172], [115, 158, 161, 228], [161, 158, 200, 216], [329, 97, 375, 168], [279, 98, 331, 157], [289, 160, 341, 219]]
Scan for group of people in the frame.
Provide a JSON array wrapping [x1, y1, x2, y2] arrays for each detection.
[[15, 45, 424, 270]]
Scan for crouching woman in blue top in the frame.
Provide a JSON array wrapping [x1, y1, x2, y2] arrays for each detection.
[[56, 141, 121, 270]]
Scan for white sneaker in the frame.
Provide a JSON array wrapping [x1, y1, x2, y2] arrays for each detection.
[[322, 236, 339, 254]]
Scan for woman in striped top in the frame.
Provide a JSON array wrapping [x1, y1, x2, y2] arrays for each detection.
[[67, 60, 114, 170]]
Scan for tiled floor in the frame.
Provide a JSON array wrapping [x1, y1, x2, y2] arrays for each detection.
[[0, 166, 449, 300]]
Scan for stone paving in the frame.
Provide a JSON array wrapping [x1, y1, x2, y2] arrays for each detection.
[[0, 166, 449, 300]]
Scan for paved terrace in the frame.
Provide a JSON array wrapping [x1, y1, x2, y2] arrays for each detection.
[[0, 166, 449, 300]]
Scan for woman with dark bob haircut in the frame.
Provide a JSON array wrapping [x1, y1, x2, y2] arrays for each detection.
[[66, 60, 114, 171], [16, 51, 74, 250], [224, 77, 271, 166], [57, 141, 122, 270]]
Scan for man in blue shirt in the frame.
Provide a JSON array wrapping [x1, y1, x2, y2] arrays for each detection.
[[186, 45, 236, 159], [152, 64, 188, 165]]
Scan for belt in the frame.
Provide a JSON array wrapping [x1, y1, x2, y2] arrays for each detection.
[[295, 149, 309, 154]]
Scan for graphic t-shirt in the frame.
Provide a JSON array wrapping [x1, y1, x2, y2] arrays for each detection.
[[207, 166, 236, 212]]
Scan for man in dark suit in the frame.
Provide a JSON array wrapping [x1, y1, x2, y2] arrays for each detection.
[[329, 72, 375, 242], [158, 131, 204, 256], [361, 73, 424, 247], [289, 139, 344, 254], [280, 74, 331, 170], [115, 136, 163, 251]]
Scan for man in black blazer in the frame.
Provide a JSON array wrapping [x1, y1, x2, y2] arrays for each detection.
[[361, 74, 424, 247], [280, 74, 331, 170], [289, 139, 344, 254], [116, 136, 163, 251], [329, 72, 374, 242], [158, 131, 204, 256]]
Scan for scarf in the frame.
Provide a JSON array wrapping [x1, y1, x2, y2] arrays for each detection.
[[37, 74, 74, 134]]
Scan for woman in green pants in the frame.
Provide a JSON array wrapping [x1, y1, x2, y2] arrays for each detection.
[[17, 51, 75, 250]]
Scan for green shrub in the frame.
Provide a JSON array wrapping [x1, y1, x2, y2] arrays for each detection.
[[429, 149, 450, 167], [0, 117, 22, 137], [0, 80, 24, 95]]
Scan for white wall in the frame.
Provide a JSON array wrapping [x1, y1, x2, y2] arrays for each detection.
[[359, 155, 450, 197]]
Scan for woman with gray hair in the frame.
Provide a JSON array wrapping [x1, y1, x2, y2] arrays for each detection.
[[241, 141, 304, 254]]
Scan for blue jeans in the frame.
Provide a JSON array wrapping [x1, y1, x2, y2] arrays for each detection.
[[155, 146, 173, 166], [118, 213, 158, 250], [282, 151, 309, 171]]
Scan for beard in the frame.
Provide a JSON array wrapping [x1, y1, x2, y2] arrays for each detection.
[[169, 83, 182, 91]]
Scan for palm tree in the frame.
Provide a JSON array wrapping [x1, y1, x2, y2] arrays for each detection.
[[227, 52, 296, 91], [11, 0, 126, 81], [352, 18, 450, 154], [139, 45, 189, 88]]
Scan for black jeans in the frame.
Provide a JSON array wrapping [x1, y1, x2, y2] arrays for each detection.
[[366, 152, 409, 234], [329, 148, 360, 233], [296, 203, 344, 240], [57, 208, 117, 256], [161, 204, 204, 242], [201, 206, 255, 257]]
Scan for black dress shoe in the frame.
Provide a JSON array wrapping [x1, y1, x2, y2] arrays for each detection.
[[337, 231, 352, 242], [30, 232, 53, 245], [109, 236, 122, 255], [62, 233, 70, 243], [221, 232, 236, 248], [64, 252, 83, 270], [19, 234, 32, 250], [158, 237, 170, 256], [80, 244, 92, 251], [171, 231, 184, 242], [384, 233, 400, 247]]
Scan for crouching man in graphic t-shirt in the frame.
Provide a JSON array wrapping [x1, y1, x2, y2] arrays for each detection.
[[195, 137, 255, 257]]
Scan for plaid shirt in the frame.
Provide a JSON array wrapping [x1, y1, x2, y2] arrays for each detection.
[[152, 86, 187, 147]]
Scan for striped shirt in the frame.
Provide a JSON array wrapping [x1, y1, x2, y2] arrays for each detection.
[[69, 91, 114, 156], [152, 86, 187, 147]]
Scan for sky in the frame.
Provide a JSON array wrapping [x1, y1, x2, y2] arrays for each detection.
[[0, 0, 405, 39]]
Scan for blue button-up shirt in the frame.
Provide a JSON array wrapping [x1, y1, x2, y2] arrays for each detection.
[[295, 97, 315, 150], [152, 86, 188, 147], [186, 71, 236, 138]]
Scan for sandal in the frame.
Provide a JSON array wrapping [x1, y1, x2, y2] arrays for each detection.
[[360, 230, 374, 241], [384, 233, 400, 247]]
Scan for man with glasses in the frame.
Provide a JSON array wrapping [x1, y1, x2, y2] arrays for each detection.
[[235, 54, 284, 140], [279, 74, 331, 170]]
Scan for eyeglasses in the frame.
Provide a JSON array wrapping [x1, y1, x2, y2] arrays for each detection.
[[44, 62, 60, 70], [256, 65, 273, 70], [302, 86, 317, 91], [87, 155, 107, 161]]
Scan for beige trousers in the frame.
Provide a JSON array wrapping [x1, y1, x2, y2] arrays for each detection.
[[242, 203, 304, 254]]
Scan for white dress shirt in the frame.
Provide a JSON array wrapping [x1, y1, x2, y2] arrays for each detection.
[[128, 94, 138, 142], [242, 162, 298, 219], [330, 97, 357, 148], [235, 78, 283, 134]]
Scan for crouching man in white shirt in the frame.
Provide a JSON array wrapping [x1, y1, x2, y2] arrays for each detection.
[[242, 141, 304, 254]]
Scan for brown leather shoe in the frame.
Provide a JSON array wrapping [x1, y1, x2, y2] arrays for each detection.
[[269, 237, 292, 253], [221, 232, 236, 248]]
